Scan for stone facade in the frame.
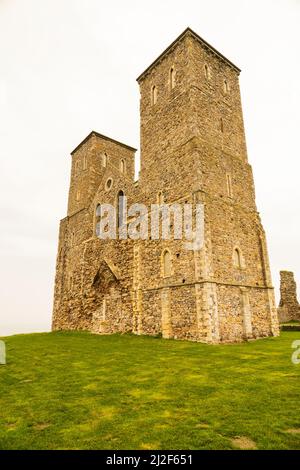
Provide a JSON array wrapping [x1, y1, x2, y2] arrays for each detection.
[[278, 271, 300, 323], [52, 28, 279, 343]]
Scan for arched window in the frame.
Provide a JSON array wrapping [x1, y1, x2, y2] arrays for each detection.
[[170, 67, 176, 90], [102, 153, 107, 167], [75, 160, 79, 176], [157, 191, 164, 205], [76, 190, 80, 201], [120, 159, 126, 174], [224, 79, 229, 94], [95, 204, 101, 237], [162, 250, 172, 278], [117, 190, 126, 229], [233, 248, 242, 268], [151, 85, 157, 105]]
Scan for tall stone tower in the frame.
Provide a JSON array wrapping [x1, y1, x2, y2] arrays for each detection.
[[52, 28, 279, 342]]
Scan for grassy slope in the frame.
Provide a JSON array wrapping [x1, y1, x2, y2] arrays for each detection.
[[0, 331, 300, 450]]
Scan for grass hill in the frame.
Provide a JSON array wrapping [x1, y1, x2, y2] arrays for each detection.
[[0, 331, 300, 450]]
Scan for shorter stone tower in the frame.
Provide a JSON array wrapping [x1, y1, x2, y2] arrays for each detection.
[[278, 271, 300, 322]]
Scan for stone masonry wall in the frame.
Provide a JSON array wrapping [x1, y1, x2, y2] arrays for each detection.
[[278, 271, 300, 322], [52, 28, 279, 343]]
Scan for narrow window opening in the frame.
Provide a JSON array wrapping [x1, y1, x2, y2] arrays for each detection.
[[151, 85, 157, 105], [120, 159, 125, 174], [157, 191, 164, 205], [224, 79, 229, 94], [220, 117, 224, 133], [204, 64, 211, 80], [234, 248, 242, 268], [170, 67, 176, 90], [204, 64, 208, 79], [117, 190, 125, 230], [162, 250, 172, 278]]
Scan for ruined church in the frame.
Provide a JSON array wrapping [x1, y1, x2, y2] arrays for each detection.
[[52, 28, 280, 343]]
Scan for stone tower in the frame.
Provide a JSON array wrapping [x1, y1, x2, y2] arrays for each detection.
[[278, 271, 300, 323], [52, 28, 279, 342]]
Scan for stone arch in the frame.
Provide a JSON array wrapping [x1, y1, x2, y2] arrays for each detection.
[[91, 260, 121, 334], [233, 247, 243, 269]]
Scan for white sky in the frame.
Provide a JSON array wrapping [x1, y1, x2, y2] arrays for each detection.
[[0, 0, 299, 336]]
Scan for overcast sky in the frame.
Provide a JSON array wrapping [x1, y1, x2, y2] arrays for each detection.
[[0, 0, 299, 336]]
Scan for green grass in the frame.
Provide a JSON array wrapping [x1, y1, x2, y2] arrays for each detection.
[[0, 331, 300, 450]]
